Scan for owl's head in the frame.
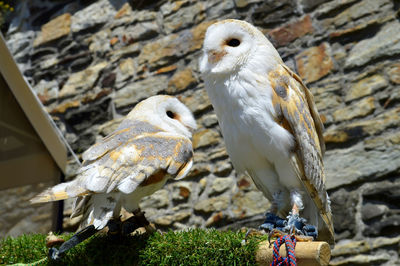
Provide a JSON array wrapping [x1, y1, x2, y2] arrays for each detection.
[[131, 95, 197, 138], [199, 19, 280, 76]]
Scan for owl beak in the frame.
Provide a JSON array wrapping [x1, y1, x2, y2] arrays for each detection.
[[207, 49, 226, 64]]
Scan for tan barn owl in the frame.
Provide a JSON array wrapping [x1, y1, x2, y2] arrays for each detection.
[[200, 19, 334, 245], [31, 95, 197, 259]]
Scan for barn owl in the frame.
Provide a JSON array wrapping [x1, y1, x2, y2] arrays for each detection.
[[200, 19, 334, 245], [31, 95, 196, 258]]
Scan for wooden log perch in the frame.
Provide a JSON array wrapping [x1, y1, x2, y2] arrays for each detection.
[[256, 241, 331, 266]]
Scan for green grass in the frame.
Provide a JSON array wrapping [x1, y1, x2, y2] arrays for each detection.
[[0, 229, 268, 265]]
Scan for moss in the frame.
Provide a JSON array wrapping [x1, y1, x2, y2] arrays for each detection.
[[139, 229, 262, 265], [0, 229, 267, 265], [0, 234, 48, 265]]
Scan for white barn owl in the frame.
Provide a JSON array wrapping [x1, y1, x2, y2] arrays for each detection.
[[200, 19, 334, 245], [31, 95, 197, 258]]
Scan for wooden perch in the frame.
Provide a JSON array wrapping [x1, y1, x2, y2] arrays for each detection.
[[256, 241, 331, 266]]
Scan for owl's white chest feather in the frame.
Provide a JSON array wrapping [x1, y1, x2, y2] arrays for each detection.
[[207, 71, 293, 164], [205, 69, 298, 198]]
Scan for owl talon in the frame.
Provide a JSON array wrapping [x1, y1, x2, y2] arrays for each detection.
[[244, 228, 253, 239], [293, 234, 314, 242], [283, 213, 318, 240], [268, 228, 286, 246], [132, 209, 157, 234], [243, 228, 263, 242]]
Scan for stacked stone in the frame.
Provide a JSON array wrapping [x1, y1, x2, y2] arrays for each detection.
[[3, 0, 400, 264]]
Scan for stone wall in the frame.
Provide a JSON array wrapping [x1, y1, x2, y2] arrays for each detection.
[[3, 0, 400, 264]]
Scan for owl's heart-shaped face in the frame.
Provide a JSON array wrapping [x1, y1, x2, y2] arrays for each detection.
[[199, 19, 278, 76], [130, 95, 197, 139]]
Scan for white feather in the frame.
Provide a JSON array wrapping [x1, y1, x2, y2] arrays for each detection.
[[31, 95, 196, 231], [200, 19, 324, 230]]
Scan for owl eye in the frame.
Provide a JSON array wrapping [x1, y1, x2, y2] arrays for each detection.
[[226, 38, 241, 47], [166, 110, 175, 119]]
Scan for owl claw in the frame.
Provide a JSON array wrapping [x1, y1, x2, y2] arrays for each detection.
[[260, 212, 318, 242], [243, 228, 263, 241], [268, 228, 287, 246], [284, 213, 318, 240]]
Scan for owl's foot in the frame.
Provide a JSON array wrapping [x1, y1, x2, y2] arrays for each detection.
[[132, 209, 155, 233], [259, 212, 286, 232], [267, 228, 286, 245], [107, 210, 154, 239], [242, 228, 264, 244], [49, 225, 98, 261], [284, 213, 318, 240], [107, 217, 122, 237], [267, 228, 313, 245], [121, 216, 141, 235], [107, 216, 143, 239]]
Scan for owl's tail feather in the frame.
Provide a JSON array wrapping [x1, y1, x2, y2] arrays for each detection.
[[30, 181, 89, 204]]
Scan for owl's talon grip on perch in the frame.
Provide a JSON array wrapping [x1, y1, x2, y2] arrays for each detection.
[[284, 213, 318, 239], [107, 218, 122, 235]]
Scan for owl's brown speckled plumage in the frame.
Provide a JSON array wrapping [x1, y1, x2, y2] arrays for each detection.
[[31, 95, 196, 230]]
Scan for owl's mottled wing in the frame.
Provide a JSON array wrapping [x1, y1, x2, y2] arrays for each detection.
[[79, 130, 193, 194], [82, 120, 161, 162], [269, 64, 334, 244], [31, 120, 193, 203], [281, 64, 325, 154]]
